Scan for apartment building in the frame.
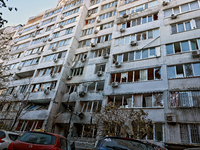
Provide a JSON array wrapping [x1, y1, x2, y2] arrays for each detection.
[[0, 0, 200, 149]]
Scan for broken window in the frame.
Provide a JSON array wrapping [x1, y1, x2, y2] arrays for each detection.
[[97, 81, 104, 91], [15, 120, 44, 131], [155, 123, 163, 141], [176, 65, 184, 78], [80, 101, 102, 113], [95, 64, 106, 73], [121, 72, 128, 83], [128, 71, 133, 82], [88, 82, 96, 92], [134, 70, 140, 82]]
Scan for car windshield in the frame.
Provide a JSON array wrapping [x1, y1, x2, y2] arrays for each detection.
[[18, 132, 56, 145], [8, 134, 20, 141], [0, 131, 5, 138], [101, 138, 153, 150]]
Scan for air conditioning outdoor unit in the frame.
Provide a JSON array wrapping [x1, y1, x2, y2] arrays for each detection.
[[67, 76, 72, 80], [14, 41, 18, 44], [120, 28, 125, 33], [192, 50, 200, 58], [166, 114, 176, 124], [97, 19, 101, 23], [171, 14, 177, 19], [111, 82, 118, 88], [32, 33, 36, 37], [60, 16, 65, 20], [115, 61, 121, 68], [130, 41, 137, 46], [52, 47, 57, 52], [81, 57, 86, 62], [19, 32, 22, 35], [13, 93, 18, 98], [94, 30, 98, 34], [48, 38, 52, 42], [37, 50, 42, 54], [43, 39, 47, 43], [2, 55, 7, 60], [17, 66, 22, 70], [60, 25, 64, 28], [123, 13, 128, 18], [50, 73, 55, 78], [36, 25, 40, 29], [87, 13, 92, 17], [97, 70, 103, 76], [162, 1, 168, 6], [103, 53, 109, 59], [44, 88, 50, 95], [78, 84, 86, 97], [53, 58, 58, 63], [91, 43, 96, 47]]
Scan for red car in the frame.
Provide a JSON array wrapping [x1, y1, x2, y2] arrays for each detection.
[[7, 131, 71, 150]]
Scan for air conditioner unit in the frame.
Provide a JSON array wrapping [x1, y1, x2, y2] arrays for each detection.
[[130, 41, 137, 46], [48, 38, 52, 42], [51, 47, 57, 52], [67, 76, 72, 80], [103, 53, 109, 59], [120, 28, 125, 33], [91, 43, 96, 47], [123, 13, 128, 18], [37, 50, 42, 54], [166, 114, 176, 123], [60, 16, 65, 20], [19, 32, 22, 35], [115, 4, 117, 7], [171, 14, 177, 19], [162, 1, 168, 6], [13, 93, 18, 98], [44, 88, 50, 95], [50, 73, 55, 78], [60, 25, 64, 28], [81, 57, 86, 62], [97, 19, 101, 23], [53, 58, 58, 63], [14, 41, 18, 44], [115, 61, 121, 68], [32, 33, 36, 37], [87, 13, 91, 17], [17, 66, 22, 70], [192, 50, 200, 58], [2, 55, 7, 60], [94, 30, 98, 34], [43, 39, 47, 43], [111, 82, 118, 88], [78, 84, 86, 97], [97, 70, 103, 76], [36, 25, 40, 29]]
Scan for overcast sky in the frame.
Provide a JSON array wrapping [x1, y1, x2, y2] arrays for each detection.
[[1, 0, 58, 27]]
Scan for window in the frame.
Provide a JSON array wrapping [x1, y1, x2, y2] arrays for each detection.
[[113, 47, 157, 64], [65, 27, 74, 35], [72, 124, 97, 138], [44, 8, 62, 18], [13, 42, 30, 51], [168, 63, 200, 79], [180, 124, 200, 144], [164, 2, 200, 18], [20, 58, 40, 67], [94, 34, 112, 44], [42, 51, 67, 62], [10, 52, 24, 60], [73, 52, 87, 61], [70, 67, 84, 76], [36, 66, 62, 77], [78, 39, 91, 48], [88, 7, 98, 15], [90, 0, 100, 6], [80, 101, 102, 112], [99, 11, 116, 20], [110, 67, 161, 84], [18, 32, 34, 41], [49, 38, 71, 49], [18, 85, 29, 93], [58, 17, 77, 27], [42, 17, 57, 25], [22, 24, 39, 33], [64, 0, 83, 10], [63, 7, 79, 17], [101, 1, 118, 10], [25, 46, 44, 56], [6, 87, 17, 95], [29, 81, 57, 92], [171, 21, 192, 34], [120, 0, 158, 16], [90, 47, 110, 58], [52, 32, 60, 39], [95, 64, 106, 73], [85, 18, 96, 25], [31, 35, 49, 45], [16, 120, 44, 131], [46, 24, 54, 31], [115, 29, 159, 46], [4, 63, 19, 71], [82, 28, 93, 36]]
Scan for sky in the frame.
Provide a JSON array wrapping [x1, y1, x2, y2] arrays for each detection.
[[1, 0, 58, 27]]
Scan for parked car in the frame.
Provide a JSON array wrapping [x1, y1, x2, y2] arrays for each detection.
[[0, 130, 20, 150], [7, 131, 71, 150], [94, 136, 154, 150]]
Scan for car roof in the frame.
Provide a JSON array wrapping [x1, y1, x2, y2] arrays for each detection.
[[0, 130, 19, 135], [24, 131, 67, 139]]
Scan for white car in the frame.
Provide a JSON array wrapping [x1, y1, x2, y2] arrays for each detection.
[[0, 130, 20, 150]]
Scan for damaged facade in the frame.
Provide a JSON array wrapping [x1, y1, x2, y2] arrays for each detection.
[[0, 0, 200, 149]]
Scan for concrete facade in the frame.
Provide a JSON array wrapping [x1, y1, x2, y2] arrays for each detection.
[[0, 0, 200, 149]]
